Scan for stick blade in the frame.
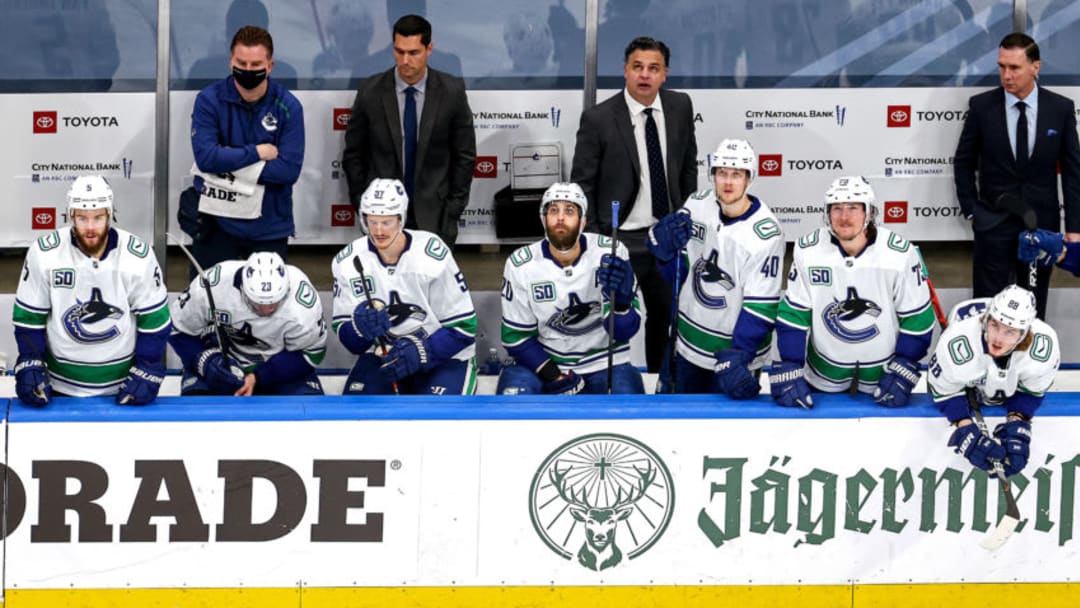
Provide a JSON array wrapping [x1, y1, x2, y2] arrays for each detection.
[[980, 514, 1020, 551]]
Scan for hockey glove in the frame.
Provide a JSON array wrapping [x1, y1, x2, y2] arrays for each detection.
[[14, 355, 51, 407], [948, 424, 1006, 472], [1018, 229, 1064, 267], [196, 348, 245, 393], [351, 302, 392, 341], [116, 364, 165, 406], [872, 356, 921, 407], [597, 254, 636, 309], [993, 419, 1032, 477], [646, 211, 692, 263], [715, 349, 760, 400], [768, 361, 813, 409], [543, 370, 585, 395], [380, 334, 430, 382]]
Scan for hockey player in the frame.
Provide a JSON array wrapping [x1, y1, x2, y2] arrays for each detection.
[[1018, 228, 1080, 277], [498, 182, 644, 395], [928, 285, 1059, 477], [331, 179, 477, 395], [646, 138, 783, 396], [169, 251, 327, 396], [12, 175, 170, 406], [771, 176, 936, 408]]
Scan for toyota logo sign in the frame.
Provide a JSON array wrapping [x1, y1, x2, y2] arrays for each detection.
[[33, 111, 58, 134], [330, 204, 355, 227], [758, 154, 783, 176], [883, 201, 907, 223], [887, 105, 911, 128], [474, 155, 498, 178], [31, 207, 56, 229], [332, 108, 352, 131], [761, 160, 779, 171]]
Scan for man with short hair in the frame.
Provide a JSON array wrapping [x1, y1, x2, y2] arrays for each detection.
[[497, 182, 644, 395], [13, 176, 171, 406], [343, 14, 476, 248], [189, 25, 304, 273]]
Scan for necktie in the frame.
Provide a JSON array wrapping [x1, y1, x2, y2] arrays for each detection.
[[1015, 100, 1028, 167], [403, 86, 418, 200], [643, 108, 669, 220]]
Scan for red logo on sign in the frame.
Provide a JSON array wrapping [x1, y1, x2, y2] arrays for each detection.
[[332, 108, 351, 131], [883, 201, 908, 223], [33, 111, 58, 134], [474, 156, 498, 178], [331, 204, 355, 227], [759, 154, 782, 177], [32, 207, 56, 229], [887, 105, 911, 128]]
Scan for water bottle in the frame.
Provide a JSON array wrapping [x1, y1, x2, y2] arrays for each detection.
[[483, 347, 502, 376]]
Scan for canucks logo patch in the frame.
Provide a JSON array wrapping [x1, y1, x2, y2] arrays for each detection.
[[261, 112, 278, 132], [224, 321, 272, 351], [364, 291, 427, 334], [62, 287, 123, 344], [692, 250, 735, 308], [821, 286, 882, 343], [545, 292, 602, 336]]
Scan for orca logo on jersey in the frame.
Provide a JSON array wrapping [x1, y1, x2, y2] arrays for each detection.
[[383, 291, 427, 330], [691, 250, 734, 309], [61, 287, 123, 344], [821, 286, 882, 343], [546, 292, 602, 337], [224, 322, 272, 351]]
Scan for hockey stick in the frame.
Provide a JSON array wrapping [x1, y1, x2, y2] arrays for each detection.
[[606, 201, 620, 395], [966, 387, 1021, 551], [167, 233, 232, 359], [667, 244, 680, 394], [993, 192, 1039, 292], [915, 245, 947, 330], [352, 255, 399, 395]]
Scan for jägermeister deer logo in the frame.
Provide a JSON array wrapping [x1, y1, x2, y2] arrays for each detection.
[[529, 433, 674, 571]]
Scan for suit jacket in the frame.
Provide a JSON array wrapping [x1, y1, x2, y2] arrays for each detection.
[[342, 67, 476, 245], [571, 88, 698, 235], [954, 85, 1080, 233]]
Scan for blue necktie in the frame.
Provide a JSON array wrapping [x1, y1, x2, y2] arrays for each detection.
[[644, 108, 669, 220], [1015, 100, 1028, 167], [403, 86, 418, 200]]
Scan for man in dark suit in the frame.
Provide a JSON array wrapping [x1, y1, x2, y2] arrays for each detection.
[[571, 37, 698, 373], [955, 32, 1080, 319], [342, 14, 476, 247]]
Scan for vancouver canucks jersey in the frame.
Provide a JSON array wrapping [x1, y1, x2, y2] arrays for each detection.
[[674, 192, 784, 371], [928, 314, 1059, 411], [778, 227, 936, 393], [331, 230, 477, 361], [501, 233, 640, 374], [170, 261, 327, 369], [12, 228, 170, 396]]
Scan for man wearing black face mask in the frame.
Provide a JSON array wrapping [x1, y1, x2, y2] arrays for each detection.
[[189, 25, 305, 275]]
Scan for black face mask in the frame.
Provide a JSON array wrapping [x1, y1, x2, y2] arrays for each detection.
[[232, 66, 268, 90]]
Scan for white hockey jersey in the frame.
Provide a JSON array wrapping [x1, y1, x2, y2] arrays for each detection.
[[501, 234, 640, 374], [12, 228, 170, 396], [674, 192, 784, 371], [928, 315, 1059, 407], [778, 227, 936, 393], [330, 230, 477, 361], [170, 261, 327, 369]]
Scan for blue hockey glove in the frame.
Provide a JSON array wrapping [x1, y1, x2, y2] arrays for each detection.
[[14, 355, 51, 407], [380, 334, 430, 382], [646, 211, 692, 262], [768, 361, 813, 409], [196, 348, 245, 393], [597, 254, 636, 309], [872, 356, 921, 407], [543, 370, 585, 395], [1018, 229, 1064, 266], [948, 424, 1006, 472], [351, 302, 391, 341], [993, 419, 1032, 477], [116, 364, 165, 406], [715, 349, 760, 400]]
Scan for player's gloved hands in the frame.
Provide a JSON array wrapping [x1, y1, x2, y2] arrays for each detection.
[[647, 210, 692, 262], [196, 348, 245, 393], [380, 334, 430, 382], [993, 419, 1032, 477], [948, 423, 1006, 472], [351, 302, 391, 341], [14, 355, 51, 407], [715, 349, 760, 400], [872, 356, 921, 407], [597, 254, 635, 309], [116, 364, 165, 406], [1018, 229, 1064, 266], [768, 361, 813, 409], [543, 371, 585, 395]]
